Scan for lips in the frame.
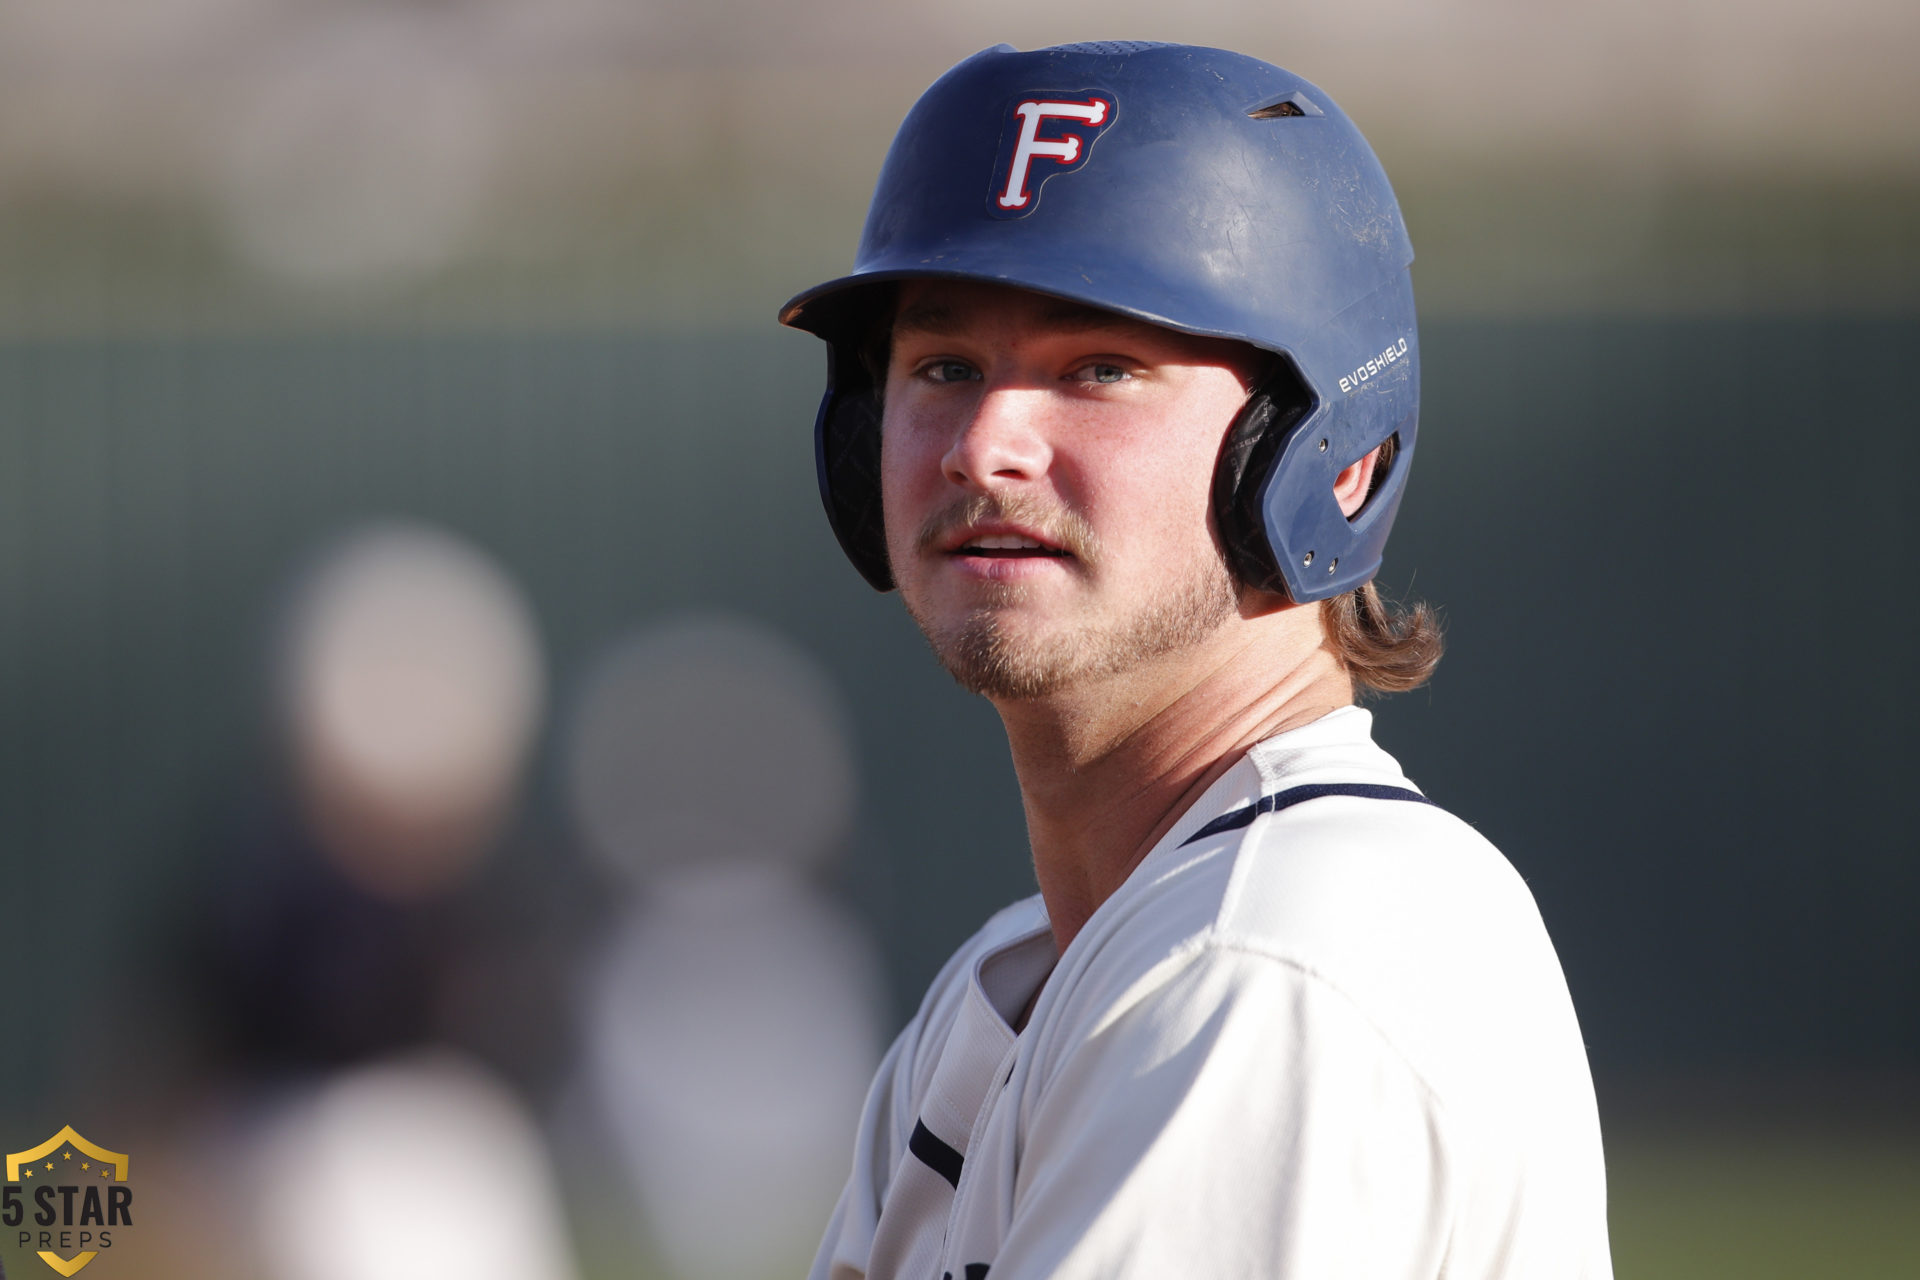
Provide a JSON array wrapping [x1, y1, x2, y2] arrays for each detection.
[[914, 497, 1096, 575], [945, 525, 1071, 559]]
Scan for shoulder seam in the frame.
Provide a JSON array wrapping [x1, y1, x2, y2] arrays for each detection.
[[1180, 782, 1432, 847], [1212, 794, 1501, 934]]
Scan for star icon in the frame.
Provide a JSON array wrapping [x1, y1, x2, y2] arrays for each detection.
[[99, 1169, 110, 1179], [44, 1161, 52, 1171], [22, 1169, 32, 1179], [62, 1151, 71, 1161], [80, 1163, 90, 1171]]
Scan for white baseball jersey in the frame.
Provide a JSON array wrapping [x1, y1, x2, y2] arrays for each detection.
[[811, 706, 1611, 1280]]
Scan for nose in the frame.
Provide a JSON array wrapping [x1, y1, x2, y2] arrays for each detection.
[[940, 386, 1053, 491]]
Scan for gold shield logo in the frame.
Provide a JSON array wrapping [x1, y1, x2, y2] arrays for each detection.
[[3, 1128, 131, 1277]]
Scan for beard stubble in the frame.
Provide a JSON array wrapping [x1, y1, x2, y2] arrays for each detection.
[[898, 493, 1240, 700]]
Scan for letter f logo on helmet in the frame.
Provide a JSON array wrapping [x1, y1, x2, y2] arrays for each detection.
[[988, 95, 1115, 218]]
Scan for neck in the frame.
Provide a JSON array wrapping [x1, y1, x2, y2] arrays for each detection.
[[992, 603, 1354, 954]]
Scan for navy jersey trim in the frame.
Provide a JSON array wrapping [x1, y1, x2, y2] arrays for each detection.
[[909, 1118, 965, 1189], [1180, 782, 1432, 847]]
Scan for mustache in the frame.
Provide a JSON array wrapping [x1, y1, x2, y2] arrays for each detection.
[[913, 493, 1101, 563]]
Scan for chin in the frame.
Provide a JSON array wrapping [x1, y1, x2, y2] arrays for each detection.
[[899, 587, 1069, 699], [904, 564, 1240, 701], [932, 615, 1087, 700]]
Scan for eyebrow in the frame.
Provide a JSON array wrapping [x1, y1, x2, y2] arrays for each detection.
[[891, 295, 1147, 339]]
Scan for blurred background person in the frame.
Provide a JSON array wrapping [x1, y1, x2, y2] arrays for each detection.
[[192, 520, 556, 1078], [567, 616, 884, 1280], [169, 522, 582, 1280]]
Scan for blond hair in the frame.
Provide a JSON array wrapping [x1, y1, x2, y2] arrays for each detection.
[[1319, 581, 1443, 697]]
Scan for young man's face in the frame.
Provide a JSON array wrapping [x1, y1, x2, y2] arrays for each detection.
[[879, 279, 1257, 700]]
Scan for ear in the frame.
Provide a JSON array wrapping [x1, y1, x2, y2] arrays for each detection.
[[1333, 445, 1382, 519]]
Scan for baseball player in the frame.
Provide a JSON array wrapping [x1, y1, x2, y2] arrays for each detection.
[[780, 42, 1611, 1279]]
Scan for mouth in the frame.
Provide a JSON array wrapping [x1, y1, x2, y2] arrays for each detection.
[[945, 527, 1073, 561]]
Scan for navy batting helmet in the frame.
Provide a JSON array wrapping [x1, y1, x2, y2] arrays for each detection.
[[779, 41, 1418, 603]]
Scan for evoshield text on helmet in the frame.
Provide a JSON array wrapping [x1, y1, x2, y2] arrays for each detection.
[[779, 41, 1418, 604]]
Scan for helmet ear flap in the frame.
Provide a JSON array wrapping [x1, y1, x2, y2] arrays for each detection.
[[1213, 362, 1314, 598], [816, 344, 894, 591]]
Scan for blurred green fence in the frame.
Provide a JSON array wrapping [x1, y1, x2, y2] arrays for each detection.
[[3, 316, 1915, 1115]]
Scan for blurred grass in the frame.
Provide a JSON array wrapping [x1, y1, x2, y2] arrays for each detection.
[[1608, 1127, 1920, 1278]]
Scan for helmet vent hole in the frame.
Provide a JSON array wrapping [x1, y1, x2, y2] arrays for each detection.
[[1348, 429, 1405, 525], [1303, 551, 1314, 566], [1318, 438, 1328, 452], [1328, 558, 1339, 573], [1248, 92, 1322, 120]]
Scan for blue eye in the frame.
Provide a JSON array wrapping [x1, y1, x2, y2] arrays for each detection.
[[923, 360, 979, 384], [1076, 363, 1132, 384]]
